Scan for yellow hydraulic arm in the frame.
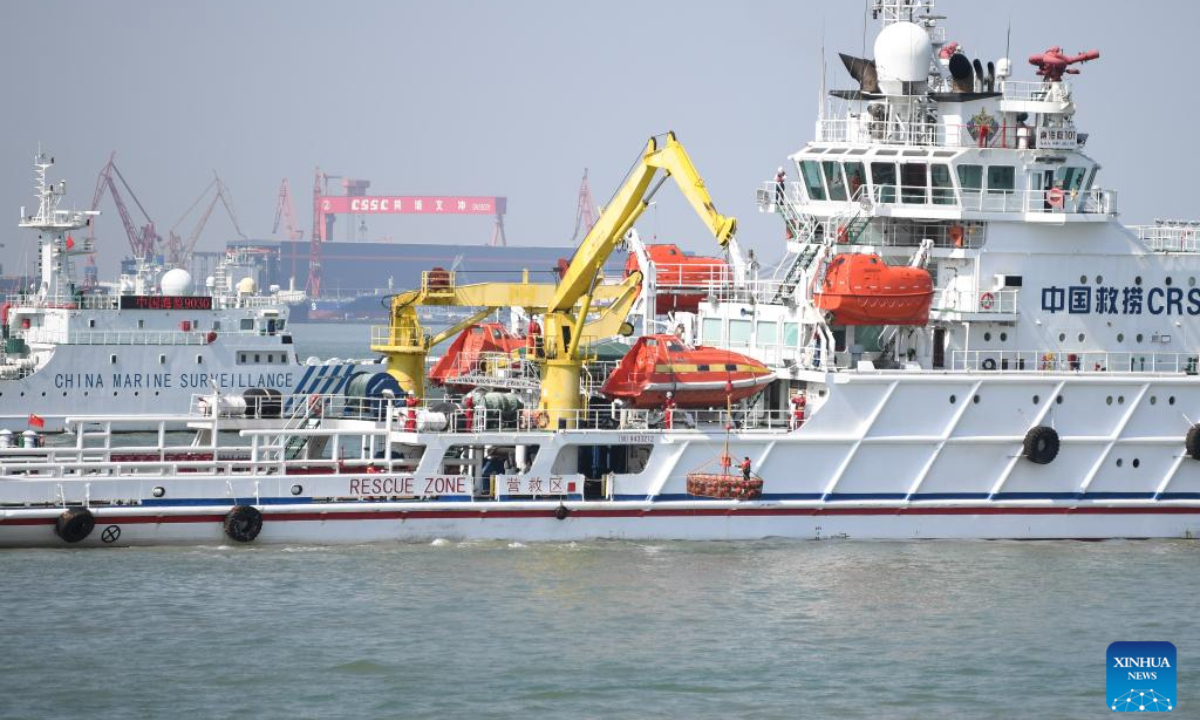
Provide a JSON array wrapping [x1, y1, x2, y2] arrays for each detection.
[[539, 132, 736, 427]]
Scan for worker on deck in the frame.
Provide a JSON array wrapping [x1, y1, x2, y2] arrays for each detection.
[[663, 391, 676, 430], [774, 166, 786, 205], [527, 316, 543, 359], [740, 456, 752, 482], [463, 395, 475, 432], [791, 394, 807, 431], [404, 391, 419, 432]]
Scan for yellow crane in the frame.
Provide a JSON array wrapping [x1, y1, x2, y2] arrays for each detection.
[[538, 132, 736, 427]]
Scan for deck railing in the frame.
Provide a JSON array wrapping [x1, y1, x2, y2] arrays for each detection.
[[1132, 225, 1200, 253], [950, 350, 1199, 375]]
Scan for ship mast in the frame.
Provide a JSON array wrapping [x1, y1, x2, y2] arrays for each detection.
[[17, 149, 97, 302]]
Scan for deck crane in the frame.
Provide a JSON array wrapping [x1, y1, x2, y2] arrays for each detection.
[[164, 172, 247, 268], [89, 152, 162, 259], [537, 132, 737, 427]]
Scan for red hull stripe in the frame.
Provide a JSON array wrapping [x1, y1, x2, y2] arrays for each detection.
[[4, 505, 1200, 527]]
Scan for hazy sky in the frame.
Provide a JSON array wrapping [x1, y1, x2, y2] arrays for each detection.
[[1, 0, 1195, 278]]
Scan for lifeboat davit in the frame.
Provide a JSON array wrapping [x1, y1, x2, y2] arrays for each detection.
[[601, 334, 774, 409], [625, 244, 729, 314], [814, 253, 933, 325], [429, 323, 524, 390]]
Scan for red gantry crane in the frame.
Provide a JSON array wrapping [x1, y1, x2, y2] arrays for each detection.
[[89, 152, 162, 260]]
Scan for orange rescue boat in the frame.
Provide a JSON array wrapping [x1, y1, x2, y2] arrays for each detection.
[[814, 253, 933, 325], [429, 322, 525, 390], [601, 334, 774, 409], [625, 244, 729, 314]]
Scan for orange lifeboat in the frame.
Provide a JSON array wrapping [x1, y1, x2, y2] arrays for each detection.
[[625, 244, 729, 314], [600, 334, 774, 409], [429, 323, 525, 390], [814, 253, 933, 326]]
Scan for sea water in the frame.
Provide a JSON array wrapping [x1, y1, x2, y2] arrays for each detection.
[[2, 324, 1196, 718]]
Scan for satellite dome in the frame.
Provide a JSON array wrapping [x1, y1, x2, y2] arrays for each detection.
[[236, 277, 257, 295], [873, 22, 932, 94], [160, 268, 194, 296]]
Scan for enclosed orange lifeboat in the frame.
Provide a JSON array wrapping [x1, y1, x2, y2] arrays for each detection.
[[625, 244, 729, 314], [814, 253, 933, 326], [601, 334, 774, 409], [429, 323, 524, 390]]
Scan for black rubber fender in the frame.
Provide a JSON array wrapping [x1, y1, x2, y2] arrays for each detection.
[[224, 505, 263, 543], [55, 507, 95, 544], [555, 505, 569, 521], [1023, 426, 1060, 465], [1186, 424, 1200, 460]]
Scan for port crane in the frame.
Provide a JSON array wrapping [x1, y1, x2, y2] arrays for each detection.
[[164, 172, 246, 268], [89, 152, 162, 260]]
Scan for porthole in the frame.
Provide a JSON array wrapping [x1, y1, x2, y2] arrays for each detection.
[[290, 484, 303, 496], [949, 394, 957, 404], [83, 391, 89, 397], [1135, 276, 1143, 286], [1117, 333, 1125, 342], [1116, 458, 1124, 468], [1058, 332, 1067, 342], [1118, 395, 1125, 404], [40, 391, 46, 397], [159, 354, 166, 364], [1078, 333, 1085, 342], [1095, 275, 1104, 284], [1079, 274, 1087, 284], [1000, 332, 1008, 342], [1169, 396, 1177, 405], [133, 391, 139, 397], [1137, 334, 1144, 343], [62, 392, 66, 397], [1150, 396, 1158, 405], [984, 332, 992, 341], [112, 391, 118, 397], [152, 486, 166, 498], [1132, 458, 1141, 469], [19, 392, 24, 397], [154, 391, 160, 396], [1190, 277, 1197, 288], [1032, 395, 1040, 405], [1106, 396, 1113, 405], [1166, 276, 1174, 286], [110, 354, 117, 364], [973, 394, 981, 404], [1056, 395, 1064, 404]]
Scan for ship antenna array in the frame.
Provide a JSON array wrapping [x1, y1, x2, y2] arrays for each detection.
[[871, 0, 935, 25]]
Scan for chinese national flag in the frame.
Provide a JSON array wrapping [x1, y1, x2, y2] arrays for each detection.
[[65, 235, 74, 250], [27, 413, 45, 428]]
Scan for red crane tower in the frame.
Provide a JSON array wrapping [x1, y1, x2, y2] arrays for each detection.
[[164, 172, 246, 268], [272, 179, 304, 241], [89, 152, 162, 260], [572, 168, 598, 242]]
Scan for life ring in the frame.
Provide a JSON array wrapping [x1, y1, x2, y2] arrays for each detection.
[[1023, 426, 1060, 465], [1048, 187, 1065, 209], [55, 507, 95, 544], [535, 411, 550, 429], [979, 292, 995, 311], [836, 225, 849, 243], [949, 225, 965, 247], [981, 357, 998, 371], [1186, 424, 1200, 460], [223, 505, 263, 543], [307, 394, 323, 416]]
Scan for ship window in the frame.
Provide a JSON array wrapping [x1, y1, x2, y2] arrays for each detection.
[[701, 318, 722, 343], [822, 161, 847, 201], [196, 355, 203, 364], [870, 162, 897, 203], [999, 332, 1008, 342], [554, 444, 654, 481], [1095, 275, 1103, 284], [1135, 276, 1143, 286], [239, 353, 247, 363], [987, 166, 1015, 194], [88, 319, 95, 328], [957, 165, 982, 191], [666, 343, 685, 352], [240, 318, 254, 331], [784, 323, 799, 346], [756, 321, 779, 345], [1132, 458, 1140, 469], [1117, 333, 1125, 342], [729, 320, 751, 345], [159, 354, 166, 364], [983, 332, 992, 341], [1056, 166, 1086, 192], [645, 338, 657, 347], [876, 149, 898, 155], [1083, 167, 1098, 191], [1166, 276, 1173, 286], [1191, 277, 1197, 287], [900, 163, 928, 204], [137, 319, 145, 329], [1058, 333, 1066, 342], [267, 354, 274, 363], [844, 162, 867, 199], [800, 161, 827, 201], [212, 320, 221, 331], [697, 364, 710, 372], [725, 363, 738, 371], [254, 354, 261, 363], [1136, 334, 1144, 343], [110, 354, 117, 364], [931, 164, 955, 205]]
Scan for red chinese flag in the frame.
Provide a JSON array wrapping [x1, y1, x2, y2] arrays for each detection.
[[65, 235, 74, 250], [27, 413, 45, 428]]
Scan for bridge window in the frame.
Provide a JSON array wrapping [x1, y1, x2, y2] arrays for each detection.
[[756, 320, 779, 345], [729, 319, 751, 345], [800, 161, 826, 201], [870, 162, 897, 203], [822, 161, 847, 201], [844, 162, 867, 198], [931, 164, 955, 205], [1056, 166, 1087, 192], [784, 322, 799, 347], [957, 164, 983, 191], [900, 163, 928, 204], [701, 318, 722, 343], [987, 166, 1015, 194]]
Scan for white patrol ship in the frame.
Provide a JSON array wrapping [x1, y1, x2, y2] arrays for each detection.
[[0, 151, 365, 431], [3, 1, 1200, 546]]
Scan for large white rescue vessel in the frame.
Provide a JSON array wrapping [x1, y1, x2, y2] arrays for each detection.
[[4, 0, 1200, 546]]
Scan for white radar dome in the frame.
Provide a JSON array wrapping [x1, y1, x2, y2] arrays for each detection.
[[873, 21, 932, 94], [237, 277, 257, 295], [160, 268, 194, 296]]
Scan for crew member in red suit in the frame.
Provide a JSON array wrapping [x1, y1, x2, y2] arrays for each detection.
[[405, 391, 419, 432], [663, 391, 676, 430], [791, 394, 807, 431]]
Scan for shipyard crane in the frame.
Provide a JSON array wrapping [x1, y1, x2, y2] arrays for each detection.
[[164, 172, 247, 268], [89, 152, 162, 259], [272, 179, 303, 241], [571, 168, 598, 242]]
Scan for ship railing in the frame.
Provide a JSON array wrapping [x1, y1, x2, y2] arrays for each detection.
[[1000, 79, 1071, 102], [445, 351, 542, 391], [933, 288, 1020, 314], [645, 263, 737, 290], [949, 350, 1200, 375], [1132, 224, 1200, 253], [814, 118, 1078, 151], [20, 328, 222, 346], [795, 183, 1116, 217]]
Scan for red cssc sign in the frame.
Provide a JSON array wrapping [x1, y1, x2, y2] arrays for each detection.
[[318, 196, 504, 215]]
